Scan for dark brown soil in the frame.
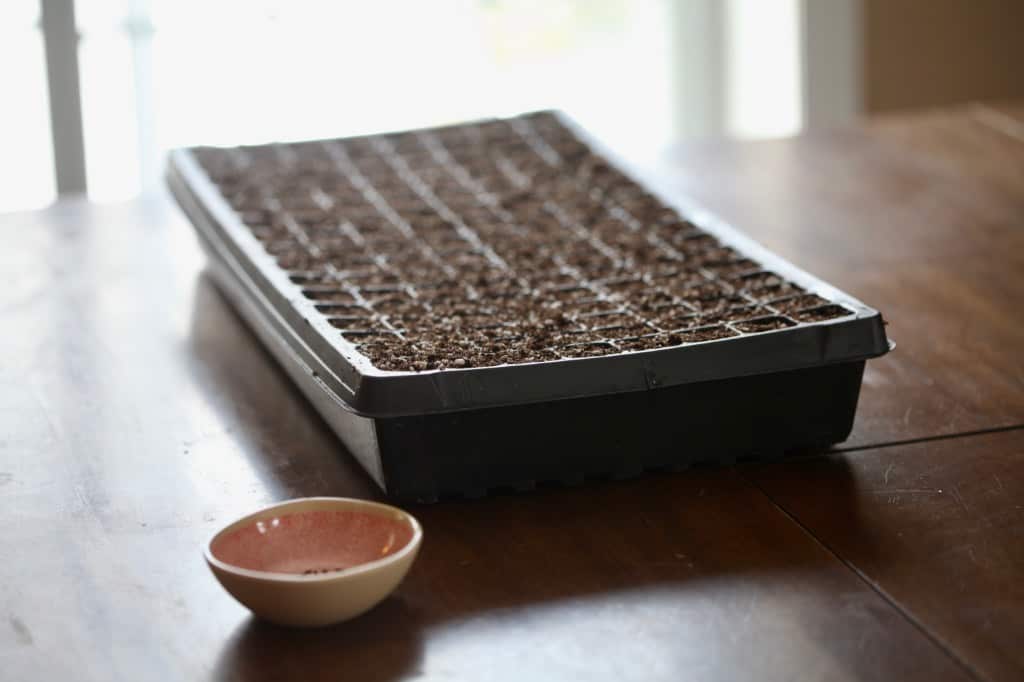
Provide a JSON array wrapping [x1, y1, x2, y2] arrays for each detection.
[[766, 293, 830, 313], [793, 304, 855, 322], [733, 316, 798, 333], [193, 111, 850, 372]]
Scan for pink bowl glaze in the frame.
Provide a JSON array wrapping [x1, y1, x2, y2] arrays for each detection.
[[204, 498, 422, 626], [211, 508, 416, 575]]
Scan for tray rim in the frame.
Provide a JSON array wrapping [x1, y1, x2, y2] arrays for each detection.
[[166, 110, 891, 418]]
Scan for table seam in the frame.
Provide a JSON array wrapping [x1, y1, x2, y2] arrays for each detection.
[[832, 423, 1024, 455], [741, 471, 989, 682]]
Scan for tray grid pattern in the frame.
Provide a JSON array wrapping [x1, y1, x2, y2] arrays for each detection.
[[193, 112, 851, 371]]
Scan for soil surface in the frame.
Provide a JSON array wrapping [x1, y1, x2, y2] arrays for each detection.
[[194, 112, 852, 371]]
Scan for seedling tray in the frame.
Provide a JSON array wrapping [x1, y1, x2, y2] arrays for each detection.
[[167, 111, 890, 501]]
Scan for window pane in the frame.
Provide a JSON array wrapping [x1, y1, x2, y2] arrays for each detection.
[[149, 0, 672, 150], [78, 18, 141, 202], [0, 3, 57, 212], [74, 0, 675, 200]]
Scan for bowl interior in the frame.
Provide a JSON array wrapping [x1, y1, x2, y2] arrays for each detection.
[[210, 507, 416, 576]]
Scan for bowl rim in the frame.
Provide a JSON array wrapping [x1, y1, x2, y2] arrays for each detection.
[[204, 496, 423, 583]]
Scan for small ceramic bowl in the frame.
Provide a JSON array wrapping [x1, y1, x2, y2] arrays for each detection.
[[205, 497, 422, 627]]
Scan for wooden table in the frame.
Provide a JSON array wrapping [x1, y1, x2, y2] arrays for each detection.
[[2, 103, 1022, 681]]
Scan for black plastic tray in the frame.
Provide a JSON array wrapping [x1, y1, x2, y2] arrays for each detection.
[[167, 111, 891, 500]]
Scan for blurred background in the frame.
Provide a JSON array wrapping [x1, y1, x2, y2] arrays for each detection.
[[3, 0, 1023, 213]]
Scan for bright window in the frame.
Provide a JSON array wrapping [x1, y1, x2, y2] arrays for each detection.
[[4, 0, 844, 213], [79, 0, 675, 202], [0, 2, 57, 212]]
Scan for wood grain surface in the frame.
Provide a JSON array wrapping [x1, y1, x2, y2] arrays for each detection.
[[2, 102, 1023, 681], [655, 105, 1024, 448], [749, 429, 1024, 682]]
